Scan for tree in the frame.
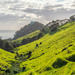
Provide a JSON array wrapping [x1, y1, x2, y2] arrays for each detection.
[[37, 32, 43, 39], [3, 40, 14, 52], [70, 15, 75, 22]]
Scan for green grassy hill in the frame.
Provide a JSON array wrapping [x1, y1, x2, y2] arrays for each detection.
[[0, 22, 75, 75], [13, 30, 40, 44], [14, 22, 75, 75], [0, 48, 17, 74]]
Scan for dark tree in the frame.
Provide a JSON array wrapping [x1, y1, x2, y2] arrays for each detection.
[[5, 69, 11, 73], [22, 67, 26, 71], [22, 39, 30, 45], [41, 28, 46, 33], [3, 41, 14, 52], [37, 32, 43, 39], [28, 51, 32, 58], [70, 15, 75, 22]]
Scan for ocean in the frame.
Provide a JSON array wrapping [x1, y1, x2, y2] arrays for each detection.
[[0, 30, 16, 39]]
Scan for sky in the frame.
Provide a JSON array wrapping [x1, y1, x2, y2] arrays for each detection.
[[0, 0, 75, 30]]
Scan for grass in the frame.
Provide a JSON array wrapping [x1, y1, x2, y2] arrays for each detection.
[[0, 48, 18, 74], [13, 22, 75, 75], [13, 30, 40, 44], [0, 22, 75, 75]]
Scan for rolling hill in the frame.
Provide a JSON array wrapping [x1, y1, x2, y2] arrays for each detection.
[[14, 22, 75, 75], [0, 21, 75, 75], [13, 30, 40, 44]]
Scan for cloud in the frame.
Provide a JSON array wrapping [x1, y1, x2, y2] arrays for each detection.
[[56, 0, 65, 2], [71, 1, 75, 7], [21, 4, 75, 21], [0, 0, 75, 30]]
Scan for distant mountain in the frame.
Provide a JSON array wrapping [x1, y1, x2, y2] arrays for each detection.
[[13, 21, 44, 40]]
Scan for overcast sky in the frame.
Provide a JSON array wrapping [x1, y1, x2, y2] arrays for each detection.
[[0, 0, 75, 30]]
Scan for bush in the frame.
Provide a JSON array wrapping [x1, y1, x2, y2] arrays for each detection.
[[71, 71, 75, 75], [3, 41, 14, 52], [44, 66, 52, 71], [5, 69, 11, 73], [52, 58, 68, 68], [66, 54, 75, 62], [37, 32, 43, 39], [22, 39, 30, 45], [0, 39, 14, 52]]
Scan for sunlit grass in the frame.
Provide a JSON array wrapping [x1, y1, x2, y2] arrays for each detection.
[[14, 22, 75, 75], [13, 30, 40, 44], [0, 22, 75, 75]]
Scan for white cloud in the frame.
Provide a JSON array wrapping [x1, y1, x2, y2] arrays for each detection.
[[0, 0, 75, 30]]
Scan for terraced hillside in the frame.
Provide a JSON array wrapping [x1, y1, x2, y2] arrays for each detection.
[[14, 22, 75, 75], [0, 22, 75, 75]]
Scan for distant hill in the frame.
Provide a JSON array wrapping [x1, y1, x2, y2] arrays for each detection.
[[13, 21, 44, 40], [12, 30, 40, 44]]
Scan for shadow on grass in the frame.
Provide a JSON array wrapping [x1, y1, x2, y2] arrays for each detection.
[[49, 30, 58, 35]]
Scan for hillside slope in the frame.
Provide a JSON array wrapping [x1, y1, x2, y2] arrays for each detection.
[[0, 48, 17, 74], [13, 30, 40, 44], [14, 22, 75, 75], [13, 21, 44, 40], [0, 22, 75, 75]]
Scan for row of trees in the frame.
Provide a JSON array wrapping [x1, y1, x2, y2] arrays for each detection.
[[12, 32, 44, 48], [70, 15, 75, 22]]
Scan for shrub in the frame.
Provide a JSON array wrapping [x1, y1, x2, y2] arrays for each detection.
[[3, 41, 14, 52], [28, 51, 32, 58], [37, 32, 43, 39], [22, 39, 30, 45], [62, 48, 67, 52], [52, 58, 68, 68], [22, 67, 26, 71], [36, 44, 39, 47], [5, 69, 11, 73], [14, 71, 18, 74], [40, 42, 42, 45], [44, 66, 52, 71], [66, 54, 75, 62], [70, 70, 75, 75]]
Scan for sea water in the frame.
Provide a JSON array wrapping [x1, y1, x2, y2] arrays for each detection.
[[0, 30, 16, 39]]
